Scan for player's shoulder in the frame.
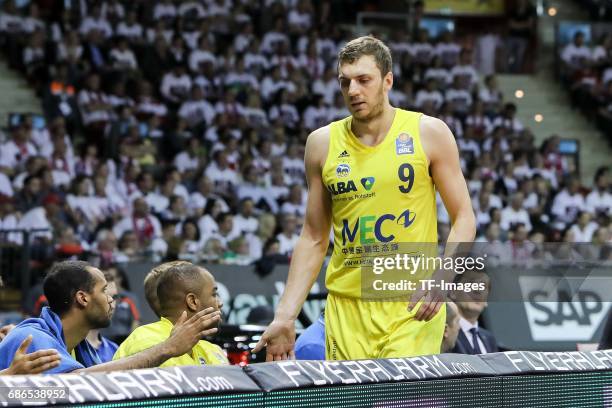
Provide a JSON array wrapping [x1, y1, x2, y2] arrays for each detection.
[[307, 124, 331, 144], [305, 124, 331, 161], [418, 114, 458, 162], [419, 114, 451, 135]]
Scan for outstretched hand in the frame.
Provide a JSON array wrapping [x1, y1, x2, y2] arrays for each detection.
[[166, 308, 221, 357], [252, 319, 296, 361], [3, 335, 61, 375]]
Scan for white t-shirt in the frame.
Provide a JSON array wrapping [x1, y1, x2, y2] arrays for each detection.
[[277, 232, 299, 256], [552, 190, 585, 224], [500, 206, 532, 231], [586, 189, 612, 216]]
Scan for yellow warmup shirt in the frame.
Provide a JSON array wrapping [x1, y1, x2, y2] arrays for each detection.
[[322, 108, 438, 299], [113, 317, 228, 367]]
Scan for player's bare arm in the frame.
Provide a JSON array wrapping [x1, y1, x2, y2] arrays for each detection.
[[408, 116, 477, 320], [253, 126, 332, 361]]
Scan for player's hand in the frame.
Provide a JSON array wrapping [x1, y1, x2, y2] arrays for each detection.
[[165, 308, 221, 357], [408, 287, 446, 321], [252, 319, 296, 361], [0, 324, 15, 341], [4, 335, 61, 375]]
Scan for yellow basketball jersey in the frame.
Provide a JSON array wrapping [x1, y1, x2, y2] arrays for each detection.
[[322, 109, 438, 298]]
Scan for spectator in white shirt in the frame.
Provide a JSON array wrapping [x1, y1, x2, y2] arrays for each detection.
[[153, 0, 177, 22], [116, 11, 143, 43], [261, 66, 296, 102], [586, 167, 611, 217], [79, 6, 113, 39], [312, 67, 339, 105], [303, 95, 330, 130], [436, 30, 462, 67], [242, 93, 269, 129], [22, 3, 44, 34], [173, 137, 204, 178], [205, 150, 239, 199], [233, 198, 259, 236], [78, 73, 112, 128], [561, 31, 592, 73], [268, 90, 300, 129], [479, 74, 503, 116], [424, 56, 452, 90], [0, 195, 20, 244], [451, 49, 479, 90], [210, 212, 240, 247], [0, 126, 38, 175], [445, 76, 473, 117], [178, 86, 216, 128], [261, 17, 290, 54], [189, 36, 217, 73], [500, 192, 532, 232], [178, 1, 206, 18], [17, 193, 63, 244], [281, 184, 307, 219], [415, 78, 444, 110], [0, 1, 23, 34], [288, 0, 313, 34], [113, 197, 162, 249], [492, 103, 524, 136], [109, 37, 138, 71], [160, 66, 192, 105], [569, 211, 599, 242], [412, 29, 435, 65], [224, 58, 259, 92], [276, 213, 299, 256], [552, 177, 586, 226]]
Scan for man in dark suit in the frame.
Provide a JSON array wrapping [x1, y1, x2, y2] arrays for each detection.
[[449, 269, 499, 354]]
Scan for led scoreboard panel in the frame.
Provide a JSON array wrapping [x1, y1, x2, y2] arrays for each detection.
[[1, 351, 611, 407]]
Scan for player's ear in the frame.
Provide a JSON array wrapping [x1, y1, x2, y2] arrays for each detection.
[[384, 71, 393, 91], [186, 293, 198, 312], [75, 290, 88, 308]]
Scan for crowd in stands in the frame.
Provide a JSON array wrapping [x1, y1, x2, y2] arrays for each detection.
[[561, 29, 612, 145], [0, 0, 609, 286]]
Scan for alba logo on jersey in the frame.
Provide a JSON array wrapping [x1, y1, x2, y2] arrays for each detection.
[[340, 209, 416, 245], [329, 177, 375, 195]]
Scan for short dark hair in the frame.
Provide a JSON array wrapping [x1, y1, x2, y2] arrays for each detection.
[[156, 263, 205, 314], [337, 36, 392, 77], [145, 260, 190, 317], [43, 260, 96, 316]]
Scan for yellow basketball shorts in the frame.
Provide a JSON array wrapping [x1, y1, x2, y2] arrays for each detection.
[[324, 293, 445, 360]]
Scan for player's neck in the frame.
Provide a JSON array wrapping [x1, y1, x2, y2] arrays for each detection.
[[61, 313, 91, 353], [351, 104, 395, 146], [86, 330, 102, 348], [351, 105, 396, 146]]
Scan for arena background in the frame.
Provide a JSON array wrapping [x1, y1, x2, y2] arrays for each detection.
[[0, 0, 611, 406]]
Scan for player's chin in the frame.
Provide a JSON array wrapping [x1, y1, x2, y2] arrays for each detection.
[[351, 108, 369, 119]]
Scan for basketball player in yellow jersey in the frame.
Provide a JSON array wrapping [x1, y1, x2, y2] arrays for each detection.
[[253, 36, 476, 361]]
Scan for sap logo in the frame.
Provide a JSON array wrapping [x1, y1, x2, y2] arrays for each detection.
[[341, 209, 416, 245], [328, 180, 358, 195], [529, 290, 602, 326], [519, 276, 611, 341], [336, 164, 350, 177]]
